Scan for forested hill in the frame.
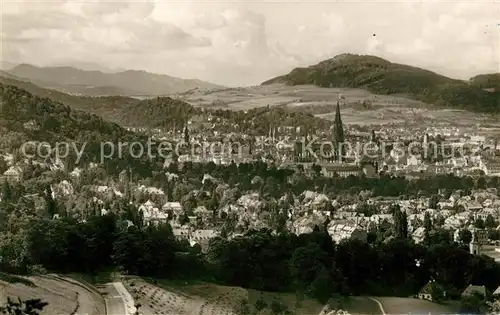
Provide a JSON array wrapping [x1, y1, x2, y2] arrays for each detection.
[[0, 83, 161, 176], [470, 73, 500, 90], [0, 75, 200, 128], [0, 83, 127, 142], [262, 54, 500, 112]]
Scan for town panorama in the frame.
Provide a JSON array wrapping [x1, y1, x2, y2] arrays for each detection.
[[1, 1, 500, 315]]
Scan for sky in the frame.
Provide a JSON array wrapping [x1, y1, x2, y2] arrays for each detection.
[[1, 0, 499, 86]]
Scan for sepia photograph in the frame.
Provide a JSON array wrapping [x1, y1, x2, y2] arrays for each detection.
[[0, 0, 499, 314]]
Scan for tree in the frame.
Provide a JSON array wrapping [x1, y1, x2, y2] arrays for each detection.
[[184, 125, 190, 144], [254, 295, 267, 312], [1, 181, 12, 202], [429, 282, 445, 302], [458, 229, 473, 244], [434, 214, 445, 227], [485, 214, 497, 229], [423, 212, 432, 244], [308, 266, 334, 304], [311, 164, 322, 177], [428, 195, 440, 209], [477, 177, 486, 189], [393, 205, 408, 239], [44, 185, 57, 217], [0, 158, 7, 174], [0, 297, 48, 315], [289, 244, 326, 290], [270, 299, 289, 315], [178, 212, 190, 225], [474, 218, 485, 229], [460, 292, 487, 314], [357, 202, 378, 217]]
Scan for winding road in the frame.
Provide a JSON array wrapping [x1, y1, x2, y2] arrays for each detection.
[[102, 283, 127, 315], [368, 297, 386, 315]]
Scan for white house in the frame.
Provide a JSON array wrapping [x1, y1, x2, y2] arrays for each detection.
[[327, 223, 367, 243]]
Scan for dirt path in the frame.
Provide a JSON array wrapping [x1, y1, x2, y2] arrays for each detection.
[[368, 297, 386, 315], [101, 283, 127, 315]]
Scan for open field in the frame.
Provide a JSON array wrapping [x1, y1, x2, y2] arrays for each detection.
[[481, 245, 500, 263], [375, 296, 459, 314], [123, 277, 385, 315], [246, 289, 327, 315], [123, 276, 246, 315], [0, 273, 105, 315], [177, 84, 500, 127], [318, 296, 382, 315], [151, 278, 323, 315]]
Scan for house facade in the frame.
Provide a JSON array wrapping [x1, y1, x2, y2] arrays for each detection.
[[418, 280, 444, 302], [327, 223, 367, 243], [2, 166, 22, 183], [322, 164, 363, 178]]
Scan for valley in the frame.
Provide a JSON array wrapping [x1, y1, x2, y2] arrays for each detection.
[[179, 84, 499, 127]]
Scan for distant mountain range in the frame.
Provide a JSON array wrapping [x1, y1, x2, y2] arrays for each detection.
[[0, 61, 18, 71], [6, 64, 223, 96], [48, 60, 126, 73], [263, 54, 500, 112]]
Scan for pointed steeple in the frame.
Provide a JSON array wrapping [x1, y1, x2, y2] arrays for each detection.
[[333, 101, 344, 142], [333, 100, 345, 161]]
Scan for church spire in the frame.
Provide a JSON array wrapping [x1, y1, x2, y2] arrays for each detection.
[[333, 100, 345, 161]]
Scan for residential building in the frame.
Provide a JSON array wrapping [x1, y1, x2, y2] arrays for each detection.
[[461, 285, 487, 299], [139, 200, 168, 225], [412, 227, 426, 244], [162, 201, 183, 216], [173, 227, 190, 241], [190, 229, 218, 252], [2, 166, 22, 183], [322, 164, 363, 178], [327, 223, 367, 243], [418, 280, 444, 301], [493, 286, 500, 296], [23, 120, 40, 131]]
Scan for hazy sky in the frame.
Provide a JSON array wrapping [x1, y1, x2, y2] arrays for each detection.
[[1, 0, 499, 86]]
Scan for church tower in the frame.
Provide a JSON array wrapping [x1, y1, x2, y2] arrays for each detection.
[[469, 229, 485, 255], [333, 100, 345, 161]]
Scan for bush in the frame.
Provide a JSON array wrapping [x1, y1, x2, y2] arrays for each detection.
[[28, 265, 47, 275]]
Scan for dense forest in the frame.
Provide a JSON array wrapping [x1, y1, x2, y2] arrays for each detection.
[[263, 54, 500, 112]]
